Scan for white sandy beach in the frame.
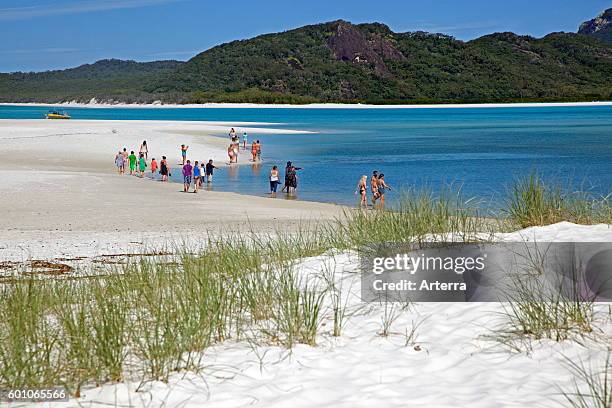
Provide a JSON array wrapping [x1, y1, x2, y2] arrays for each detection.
[[0, 119, 342, 265], [16, 221, 612, 408]]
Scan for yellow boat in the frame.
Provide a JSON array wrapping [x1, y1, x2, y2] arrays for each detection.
[[45, 110, 71, 119]]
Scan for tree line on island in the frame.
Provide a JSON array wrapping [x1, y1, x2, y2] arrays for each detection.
[[0, 9, 611, 105]]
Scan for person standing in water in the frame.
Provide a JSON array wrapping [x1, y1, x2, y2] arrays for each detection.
[[371, 171, 379, 206], [242, 132, 248, 150], [229, 128, 236, 141], [114, 151, 124, 174], [228, 143, 236, 164], [138, 153, 147, 178], [139, 141, 149, 160], [193, 160, 201, 193], [160, 156, 170, 182], [182, 160, 193, 192], [256, 140, 262, 161], [251, 140, 258, 162], [205, 159, 218, 183], [269, 165, 280, 196], [283, 161, 302, 194], [376, 173, 392, 207], [128, 151, 137, 175], [356, 175, 368, 208], [181, 144, 189, 165]]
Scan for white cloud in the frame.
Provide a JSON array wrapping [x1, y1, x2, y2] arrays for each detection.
[[0, 0, 182, 21]]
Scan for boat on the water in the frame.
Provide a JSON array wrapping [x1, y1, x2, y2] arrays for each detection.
[[45, 110, 71, 119]]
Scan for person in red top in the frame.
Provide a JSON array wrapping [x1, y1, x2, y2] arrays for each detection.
[[150, 158, 158, 175]]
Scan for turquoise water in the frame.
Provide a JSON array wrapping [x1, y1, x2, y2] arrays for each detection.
[[1, 105, 611, 207]]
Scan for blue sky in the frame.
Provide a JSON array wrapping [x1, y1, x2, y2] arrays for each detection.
[[0, 0, 608, 72]]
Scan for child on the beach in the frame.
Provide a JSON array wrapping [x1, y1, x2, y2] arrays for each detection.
[[182, 160, 193, 192], [138, 153, 147, 178], [193, 160, 201, 193], [256, 140, 262, 161], [181, 144, 189, 165], [205, 159, 218, 183], [128, 151, 137, 175], [150, 158, 158, 175], [242, 132, 248, 149]]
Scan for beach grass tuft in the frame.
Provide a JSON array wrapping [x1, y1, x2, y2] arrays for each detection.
[[505, 172, 612, 228], [561, 351, 611, 408]]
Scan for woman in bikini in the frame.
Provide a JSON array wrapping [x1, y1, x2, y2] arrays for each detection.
[[228, 143, 236, 164], [356, 175, 368, 208]]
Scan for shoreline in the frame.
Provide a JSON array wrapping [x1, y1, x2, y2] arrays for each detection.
[[1, 101, 611, 109], [0, 119, 345, 264]]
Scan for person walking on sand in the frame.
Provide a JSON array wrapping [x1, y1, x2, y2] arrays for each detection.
[[181, 144, 189, 165], [242, 132, 248, 150], [114, 151, 124, 174], [193, 160, 201, 193], [160, 156, 170, 182], [269, 165, 280, 196], [128, 151, 137, 175], [356, 175, 368, 208], [371, 170, 379, 206], [150, 157, 158, 176], [376, 173, 392, 207], [139, 140, 149, 160], [182, 160, 193, 192], [200, 162, 206, 187], [229, 128, 236, 140], [138, 153, 147, 178]]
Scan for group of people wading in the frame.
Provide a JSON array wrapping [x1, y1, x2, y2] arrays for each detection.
[[356, 170, 392, 208]]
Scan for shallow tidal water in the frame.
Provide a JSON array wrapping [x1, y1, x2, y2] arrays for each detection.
[[2, 105, 611, 208]]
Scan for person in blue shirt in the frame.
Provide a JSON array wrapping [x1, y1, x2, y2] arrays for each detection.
[[193, 160, 201, 193]]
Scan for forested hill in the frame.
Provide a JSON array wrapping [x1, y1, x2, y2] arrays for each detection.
[[0, 59, 184, 103], [1, 16, 611, 104]]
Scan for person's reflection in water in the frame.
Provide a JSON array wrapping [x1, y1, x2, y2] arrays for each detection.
[[228, 164, 239, 181], [251, 161, 261, 177]]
